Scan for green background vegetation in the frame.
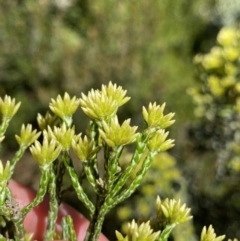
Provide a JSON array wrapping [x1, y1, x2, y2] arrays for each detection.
[[1, 0, 240, 240]]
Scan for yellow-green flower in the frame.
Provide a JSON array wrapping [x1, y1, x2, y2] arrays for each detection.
[[0, 95, 21, 120], [37, 112, 60, 130], [200, 225, 225, 241], [72, 134, 98, 160], [101, 81, 131, 107], [156, 196, 192, 225], [99, 116, 138, 148], [79, 82, 130, 121], [116, 220, 160, 241], [147, 130, 174, 153], [30, 131, 62, 170], [142, 102, 175, 129], [202, 47, 223, 70], [207, 76, 225, 97], [0, 160, 11, 187], [15, 124, 41, 148], [49, 92, 80, 126], [51, 123, 75, 150], [228, 239, 238, 241], [217, 27, 237, 47]]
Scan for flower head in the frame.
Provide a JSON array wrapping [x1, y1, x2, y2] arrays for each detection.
[[99, 116, 138, 148], [30, 130, 62, 170], [72, 134, 98, 161], [101, 81, 131, 107], [49, 92, 80, 126], [142, 102, 175, 129], [116, 220, 160, 241], [217, 27, 237, 47], [51, 123, 75, 150], [0, 95, 21, 120], [147, 130, 174, 153], [37, 112, 60, 130], [79, 82, 130, 121], [156, 196, 192, 225], [200, 225, 225, 241], [15, 124, 41, 148]]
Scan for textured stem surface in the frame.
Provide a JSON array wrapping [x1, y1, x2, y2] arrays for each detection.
[[63, 156, 95, 217], [108, 151, 155, 209], [10, 146, 26, 177], [45, 165, 58, 240], [21, 171, 49, 217]]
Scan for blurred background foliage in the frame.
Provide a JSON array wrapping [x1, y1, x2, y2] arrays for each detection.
[[1, 0, 240, 240]]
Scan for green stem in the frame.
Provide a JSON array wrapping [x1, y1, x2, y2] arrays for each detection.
[[10, 146, 26, 177], [62, 217, 69, 240], [84, 197, 108, 241], [105, 146, 123, 192], [90, 121, 99, 176], [0, 116, 10, 136], [82, 160, 98, 193], [66, 215, 77, 241], [107, 151, 155, 209], [45, 165, 58, 240], [54, 157, 66, 203], [108, 135, 147, 199], [21, 171, 49, 217], [158, 224, 176, 241], [62, 155, 95, 217]]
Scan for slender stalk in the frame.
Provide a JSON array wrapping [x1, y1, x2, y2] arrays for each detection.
[[108, 135, 147, 199], [89, 121, 99, 176], [10, 146, 26, 177], [158, 224, 176, 241], [45, 165, 58, 240], [66, 215, 77, 241], [105, 146, 123, 192], [54, 158, 66, 203], [107, 151, 155, 209], [62, 217, 69, 240], [82, 157, 98, 193], [84, 197, 107, 241], [61, 216, 77, 241], [21, 171, 49, 217], [0, 116, 10, 136], [62, 154, 95, 217]]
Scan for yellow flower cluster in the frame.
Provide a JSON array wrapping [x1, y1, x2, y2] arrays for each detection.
[[116, 220, 160, 241]]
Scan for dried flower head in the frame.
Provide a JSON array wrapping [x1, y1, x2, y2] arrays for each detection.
[[156, 196, 192, 225], [79, 82, 130, 121], [0, 95, 21, 120], [99, 116, 138, 148], [116, 220, 160, 241], [200, 225, 225, 241], [15, 124, 41, 148], [49, 92, 80, 126], [142, 102, 175, 129]]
